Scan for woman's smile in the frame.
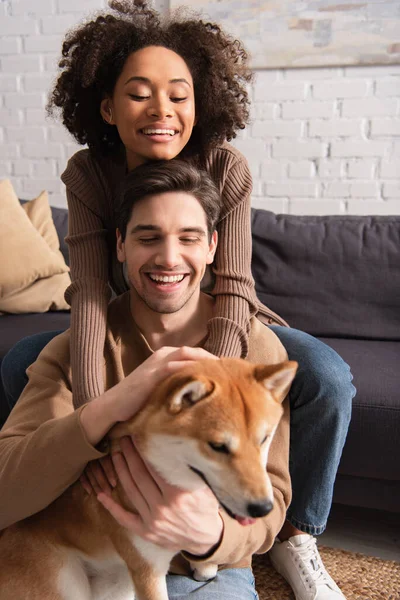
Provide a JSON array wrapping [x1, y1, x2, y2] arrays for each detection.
[[101, 46, 196, 170]]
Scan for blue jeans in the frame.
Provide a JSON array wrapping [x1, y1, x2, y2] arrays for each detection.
[[167, 568, 257, 599], [1, 326, 354, 535]]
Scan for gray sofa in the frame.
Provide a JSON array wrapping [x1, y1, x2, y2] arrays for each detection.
[[1, 206, 399, 513]]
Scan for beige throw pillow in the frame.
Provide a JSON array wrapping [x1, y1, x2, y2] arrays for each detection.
[[0, 181, 71, 313]]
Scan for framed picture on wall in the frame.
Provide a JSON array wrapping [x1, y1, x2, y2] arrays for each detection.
[[170, 1, 400, 69]]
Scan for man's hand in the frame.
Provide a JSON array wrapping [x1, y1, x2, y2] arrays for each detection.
[[97, 437, 224, 556], [80, 346, 218, 449], [112, 346, 219, 423], [80, 455, 117, 496]]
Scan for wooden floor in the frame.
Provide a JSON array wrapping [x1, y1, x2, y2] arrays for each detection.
[[318, 503, 400, 562]]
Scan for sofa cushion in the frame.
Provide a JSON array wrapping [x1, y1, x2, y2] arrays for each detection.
[[0, 180, 69, 301], [251, 209, 400, 340], [320, 337, 400, 482], [0, 193, 71, 314]]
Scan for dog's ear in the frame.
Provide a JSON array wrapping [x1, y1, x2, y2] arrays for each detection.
[[168, 378, 214, 414], [254, 360, 298, 403]]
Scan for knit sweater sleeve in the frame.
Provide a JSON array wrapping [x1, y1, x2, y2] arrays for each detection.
[[65, 189, 111, 406], [62, 154, 112, 407], [203, 156, 258, 359], [0, 335, 105, 530]]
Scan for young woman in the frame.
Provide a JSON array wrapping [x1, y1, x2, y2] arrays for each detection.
[[1, 2, 354, 599]]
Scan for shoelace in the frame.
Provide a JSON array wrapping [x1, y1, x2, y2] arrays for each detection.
[[290, 537, 334, 588]]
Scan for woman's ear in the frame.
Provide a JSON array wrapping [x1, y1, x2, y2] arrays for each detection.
[[100, 98, 114, 125], [116, 228, 126, 263]]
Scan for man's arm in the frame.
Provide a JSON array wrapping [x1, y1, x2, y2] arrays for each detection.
[[0, 340, 219, 531], [0, 336, 106, 530]]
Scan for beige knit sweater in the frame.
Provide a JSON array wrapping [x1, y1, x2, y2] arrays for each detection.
[[0, 292, 291, 571], [61, 143, 287, 407]]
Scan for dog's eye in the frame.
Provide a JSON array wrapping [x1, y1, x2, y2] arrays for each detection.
[[261, 435, 269, 445], [208, 442, 230, 454]]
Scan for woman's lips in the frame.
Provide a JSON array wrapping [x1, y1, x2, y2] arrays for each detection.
[[140, 128, 179, 142]]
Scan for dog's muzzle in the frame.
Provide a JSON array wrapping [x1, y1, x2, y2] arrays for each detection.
[[189, 466, 273, 520]]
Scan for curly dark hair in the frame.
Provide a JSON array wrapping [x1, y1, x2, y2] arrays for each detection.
[[47, 0, 253, 160]]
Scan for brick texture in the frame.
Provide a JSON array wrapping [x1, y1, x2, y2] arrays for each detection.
[[0, 0, 398, 215]]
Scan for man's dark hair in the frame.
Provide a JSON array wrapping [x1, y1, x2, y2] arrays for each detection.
[[47, 0, 252, 161], [117, 160, 221, 241]]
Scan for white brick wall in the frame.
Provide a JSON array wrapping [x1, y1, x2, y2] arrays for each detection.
[[0, 0, 399, 215]]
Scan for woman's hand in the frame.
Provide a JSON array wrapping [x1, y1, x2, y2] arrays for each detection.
[[97, 436, 223, 556]]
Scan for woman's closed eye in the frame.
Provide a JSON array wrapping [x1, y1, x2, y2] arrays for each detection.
[[129, 94, 150, 101]]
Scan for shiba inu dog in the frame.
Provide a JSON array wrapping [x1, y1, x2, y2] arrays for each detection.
[[0, 357, 297, 600]]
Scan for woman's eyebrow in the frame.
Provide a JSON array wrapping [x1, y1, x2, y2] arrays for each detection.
[[125, 76, 150, 85], [124, 76, 191, 87], [170, 78, 191, 87]]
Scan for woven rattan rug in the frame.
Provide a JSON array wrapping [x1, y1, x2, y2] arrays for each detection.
[[253, 546, 400, 600]]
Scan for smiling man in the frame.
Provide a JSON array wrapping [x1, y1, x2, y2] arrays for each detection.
[[115, 162, 218, 351], [0, 160, 290, 600]]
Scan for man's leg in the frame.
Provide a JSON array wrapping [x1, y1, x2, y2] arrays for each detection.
[[268, 326, 355, 600], [1, 331, 64, 411], [167, 568, 258, 599]]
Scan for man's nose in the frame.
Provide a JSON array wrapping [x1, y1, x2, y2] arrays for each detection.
[[154, 241, 181, 267]]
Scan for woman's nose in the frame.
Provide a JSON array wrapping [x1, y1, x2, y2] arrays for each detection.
[[147, 96, 174, 119]]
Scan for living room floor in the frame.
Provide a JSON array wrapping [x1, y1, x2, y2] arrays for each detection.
[[319, 503, 400, 562]]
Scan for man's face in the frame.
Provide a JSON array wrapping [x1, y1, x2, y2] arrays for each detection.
[[117, 191, 217, 314]]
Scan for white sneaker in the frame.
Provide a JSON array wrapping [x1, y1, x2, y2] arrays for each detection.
[[268, 534, 346, 600]]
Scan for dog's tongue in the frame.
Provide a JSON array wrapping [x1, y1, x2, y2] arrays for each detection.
[[235, 516, 257, 526]]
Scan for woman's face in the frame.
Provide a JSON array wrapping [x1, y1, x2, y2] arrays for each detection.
[[101, 46, 196, 170]]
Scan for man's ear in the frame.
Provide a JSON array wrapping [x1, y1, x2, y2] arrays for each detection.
[[116, 228, 126, 263], [206, 230, 218, 264], [100, 98, 114, 125]]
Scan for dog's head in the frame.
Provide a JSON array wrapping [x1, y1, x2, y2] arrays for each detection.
[[109, 358, 297, 524]]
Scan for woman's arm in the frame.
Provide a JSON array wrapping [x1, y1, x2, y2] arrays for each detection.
[[204, 157, 259, 359], [64, 186, 111, 408]]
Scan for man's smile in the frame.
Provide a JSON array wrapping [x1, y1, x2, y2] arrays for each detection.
[[144, 271, 190, 292], [148, 274, 185, 283]]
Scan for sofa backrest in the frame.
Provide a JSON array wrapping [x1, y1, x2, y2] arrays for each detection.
[[251, 209, 400, 341], [50, 206, 69, 266]]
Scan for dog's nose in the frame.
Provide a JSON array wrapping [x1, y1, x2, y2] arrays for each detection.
[[247, 500, 273, 518]]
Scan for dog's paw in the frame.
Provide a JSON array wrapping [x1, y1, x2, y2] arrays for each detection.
[[191, 564, 218, 582]]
